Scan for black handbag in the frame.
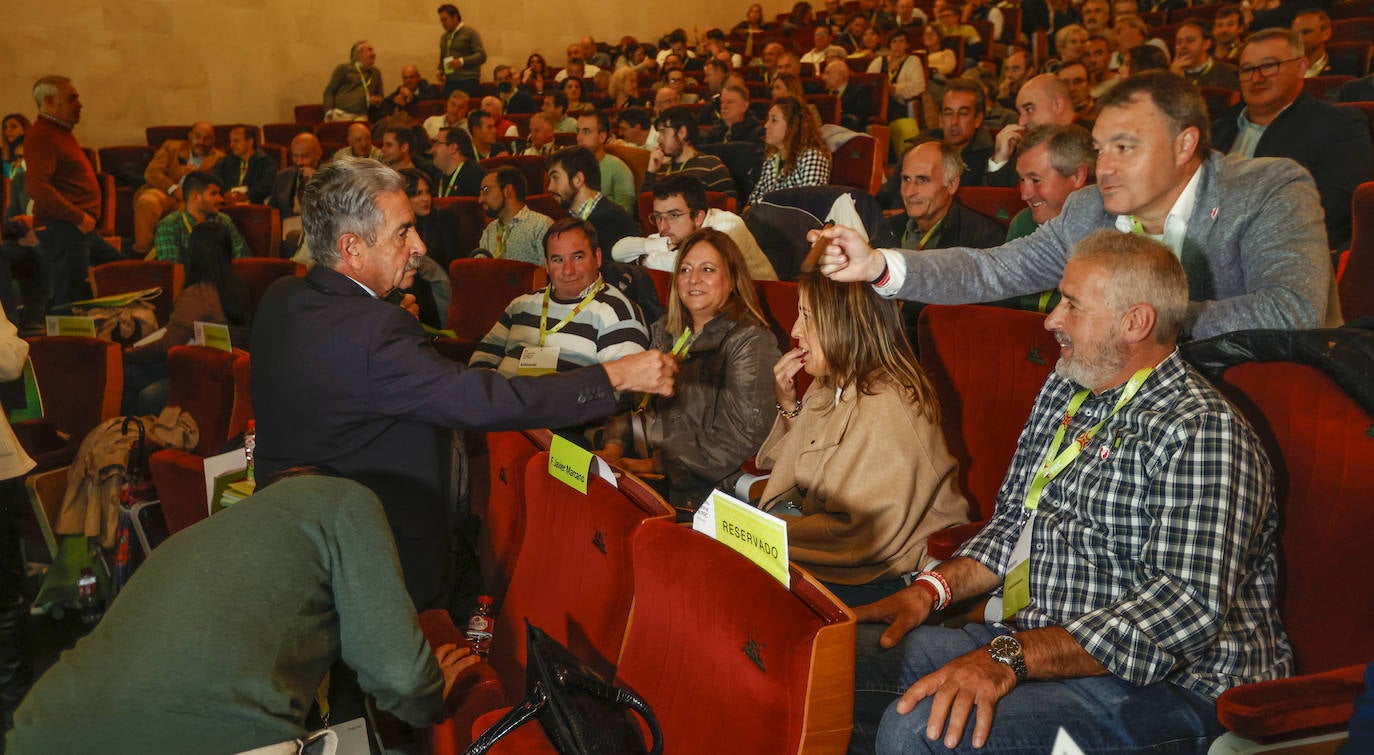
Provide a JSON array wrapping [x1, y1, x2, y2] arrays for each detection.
[[466, 620, 663, 755]]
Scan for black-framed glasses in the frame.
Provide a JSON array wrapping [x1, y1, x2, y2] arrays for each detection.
[[649, 210, 688, 224], [1238, 57, 1302, 80]]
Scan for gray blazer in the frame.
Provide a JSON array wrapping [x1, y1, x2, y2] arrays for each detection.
[[890, 152, 1338, 339]]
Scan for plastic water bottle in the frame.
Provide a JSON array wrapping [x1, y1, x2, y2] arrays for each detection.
[[244, 420, 256, 483], [77, 568, 103, 626], [464, 595, 495, 658]]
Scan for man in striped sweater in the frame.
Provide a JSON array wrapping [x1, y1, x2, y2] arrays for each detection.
[[470, 217, 648, 378]]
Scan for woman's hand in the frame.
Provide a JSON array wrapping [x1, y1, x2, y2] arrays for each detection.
[[614, 456, 658, 476], [600, 441, 624, 463], [773, 347, 806, 406]]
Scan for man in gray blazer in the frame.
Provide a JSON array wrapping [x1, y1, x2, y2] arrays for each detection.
[[813, 71, 1338, 340]]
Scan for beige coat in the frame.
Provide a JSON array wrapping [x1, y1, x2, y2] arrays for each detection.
[[140, 140, 225, 194], [757, 379, 970, 585]]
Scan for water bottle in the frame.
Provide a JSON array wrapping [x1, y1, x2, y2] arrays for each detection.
[[464, 595, 495, 659], [244, 420, 256, 483], [77, 568, 103, 626]]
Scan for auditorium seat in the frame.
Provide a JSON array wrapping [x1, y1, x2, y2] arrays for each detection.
[[1336, 101, 1374, 146], [293, 104, 325, 124], [644, 267, 671, 307], [1327, 40, 1373, 77], [314, 120, 361, 144], [804, 93, 841, 124], [915, 305, 1058, 558], [1303, 75, 1355, 102], [144, 125, 193, 147], [830, 134, 882, 195], [223, 204, 282, 258], [25, 336, 122, 450], [262, 122, 314, 147], [851, 72, 891, 124], [478, 155, 548, 196], [432, 196, 488, 259], [605, 142, 651, 191], [90, 260, 184, 326], [437, 258, 540, 364], [1211, 361, 1374, 751], [1341, 180, 1374, 321], [471, 429, 549, 610], [231, 257, 304, 313], [523, 193, 569, 221], [958, 186, 1023, 229], [1199, 86, 1240, 123], [469, 519, 856, 754]]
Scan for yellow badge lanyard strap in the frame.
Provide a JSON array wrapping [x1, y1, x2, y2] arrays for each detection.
[[538, 280, 604, 346], [576, 194, 600, 220], [636, 327, 693, 412], [901, 218, 943, 251], [493, 221, 508, 258], [181, 212, 194, 234], [355, 63, 372, 93], [1022, 367, 1153, 512], [438, 168, 460, 198], [237, 160, 248, 187]]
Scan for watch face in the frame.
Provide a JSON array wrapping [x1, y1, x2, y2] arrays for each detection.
[[991, 635, 1020, 656]]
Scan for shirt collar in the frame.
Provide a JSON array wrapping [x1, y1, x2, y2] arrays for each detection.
[[1112, 164, 1203, 258], [39, 112, 74, 130]]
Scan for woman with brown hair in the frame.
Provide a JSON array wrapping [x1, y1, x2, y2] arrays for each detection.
[[758, 271, 969, 607], [747, 96, 831, 205], [600, 228, 779, 509]]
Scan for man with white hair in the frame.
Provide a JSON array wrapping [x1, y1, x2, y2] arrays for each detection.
[[324, 40, 384, 121]]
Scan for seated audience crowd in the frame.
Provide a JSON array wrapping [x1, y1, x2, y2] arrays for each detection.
[[5, 0, 1374, 751]]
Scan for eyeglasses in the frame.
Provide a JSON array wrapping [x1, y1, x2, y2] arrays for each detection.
[[649, 210, 688, 224], [1238, 57, 1301, 80]]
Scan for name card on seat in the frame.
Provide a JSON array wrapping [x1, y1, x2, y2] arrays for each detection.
[[694, 490, 790, 587]]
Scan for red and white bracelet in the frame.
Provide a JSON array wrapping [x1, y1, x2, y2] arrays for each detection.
[[911, 570, 951, 611]]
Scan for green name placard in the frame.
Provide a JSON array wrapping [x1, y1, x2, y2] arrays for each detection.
[[708, 490, 790, 587], [195, 321, 233, 352], [44, 316, 97, 338], [548, 434, 593, 494]]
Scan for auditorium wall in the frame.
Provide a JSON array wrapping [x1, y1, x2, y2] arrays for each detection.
[[2, 0, 777, 149]]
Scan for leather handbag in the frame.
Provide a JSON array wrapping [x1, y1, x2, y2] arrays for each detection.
[[466, 620, 663, 755]]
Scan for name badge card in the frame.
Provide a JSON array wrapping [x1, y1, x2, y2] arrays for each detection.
[[694, 490, 790, 587], [517, 345, 560, 376], [548, 434, 617, 494], [194, 321, 233, 352], [45, 316, 97, 337]]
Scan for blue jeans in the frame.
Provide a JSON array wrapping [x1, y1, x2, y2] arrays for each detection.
[[873, 624, 1223, 754]]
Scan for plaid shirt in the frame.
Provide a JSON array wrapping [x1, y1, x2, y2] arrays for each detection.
[[957, 351, 1293, 700], [152, 211, 249, 263], [747, 147, 831, 205]]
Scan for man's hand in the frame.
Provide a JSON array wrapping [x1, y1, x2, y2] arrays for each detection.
[[603, 350, 677, 395], [647, 147, 666, 173], [398, 293, 420, 319], [894, 646, 1017, 749], [854, 584, 934, 648], [614, 456, 658, 475], [78, 213, 97, 234], [992, 123, 1026, 164], [434, 643, 482, 698], [600, 441, 625, 463], [813, 224, 887, 283]]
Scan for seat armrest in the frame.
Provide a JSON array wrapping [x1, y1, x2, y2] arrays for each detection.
[[927, 520, 987, 561], [1217, 663, 1366, 742]]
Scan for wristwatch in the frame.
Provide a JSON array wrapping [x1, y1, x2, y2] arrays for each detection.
[[987, 634, 1027, 683]]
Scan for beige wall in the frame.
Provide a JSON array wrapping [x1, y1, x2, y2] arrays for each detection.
[[3, 0, 783, 150]]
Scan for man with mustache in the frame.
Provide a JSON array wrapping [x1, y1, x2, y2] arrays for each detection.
[[250, 157, 676, 613], [815, 71, 1338, 340]]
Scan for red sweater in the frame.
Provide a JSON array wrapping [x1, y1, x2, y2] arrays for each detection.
[[25, 115, 100, 228]]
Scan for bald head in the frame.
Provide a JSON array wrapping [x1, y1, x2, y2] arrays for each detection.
[[188, 122, 215, 157], [289, 132, 323, 171], [401, 64, 422, 90], [823, 59, 851, 91], [654, 86, 680, 114], [1016, 74, 1075, 126], [346, 122, 374, 156]]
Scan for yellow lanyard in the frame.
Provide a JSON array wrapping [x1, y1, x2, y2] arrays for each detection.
[[446, 29, 459, 57], [636, 328, 693, 411], [538, 280, 604, 345], [902, 218, 943, 250], [237, 160, 248, 186], [575, 193, 601, 220], [181, 212, 194, 233], [493, 222, 508, 258], [1022, 368, 1152, 511], [438, 168, 460, 198], [355, 63, 372, 92]]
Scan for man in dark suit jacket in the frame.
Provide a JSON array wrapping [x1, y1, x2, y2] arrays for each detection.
[[216, 126, 277, 205], [1212, 28, 1373, 249], [267, 133, 323, 256], [887, 141, 1006, 251], [251, 157, 676, 611], [823, 60, 874, 132]]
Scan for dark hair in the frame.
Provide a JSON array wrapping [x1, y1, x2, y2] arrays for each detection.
[[1177, 19, 1213, 42], [437, 4, 460, 18], [2, 113, 30, 162], [668, 28, 688, 45], [491, 165, 528, 201], [1097, 70, 1211, 155], [654, 106, 700, 146], [767, 96, 827, 175], [182, 170, 223, 197], [185, 223, 251, 326], [652, 173, 709, 214], [943, 78, 987, 115], [1214, 3, 1244, 22], [579, 110, 611, 135], [617, 107, 651, 132], [704, 58, 730, 75], [230, 124, 257, 148], [545, 91, 569, 112], [467, 109, 492, 132], [548, 146, 601, 191], [542, 216, 600, 257], [399, 167, 432, 196], [384, 125, 417, 155], [1122, 44, 1170, 73], [439, 126, 474, 160]]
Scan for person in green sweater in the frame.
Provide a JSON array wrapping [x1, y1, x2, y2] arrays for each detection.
[[7, 475, 477, 754]]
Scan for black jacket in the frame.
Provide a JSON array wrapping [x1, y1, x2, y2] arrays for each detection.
[[887, 197, 1006, 251], [1212, 93, 1372, 249]]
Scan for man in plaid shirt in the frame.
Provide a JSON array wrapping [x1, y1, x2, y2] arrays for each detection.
[[854, 230, 1291, 753]]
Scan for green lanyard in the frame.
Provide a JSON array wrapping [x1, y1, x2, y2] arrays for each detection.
[[493, 221, 508, 258], [575, 193, 601, 220], [538, 280, 604, 345], [438, 168, 460, 198], [237, 160, 248, 187], [636, 328, 693, 411], [1023, 368, 1152, 511]]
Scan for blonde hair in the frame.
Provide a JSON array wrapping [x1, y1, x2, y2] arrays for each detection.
[[797, 270, 938, 419], [665, 228, 767, 335]]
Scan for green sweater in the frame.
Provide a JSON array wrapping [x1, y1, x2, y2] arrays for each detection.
[[8, 476, 442, 754]]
